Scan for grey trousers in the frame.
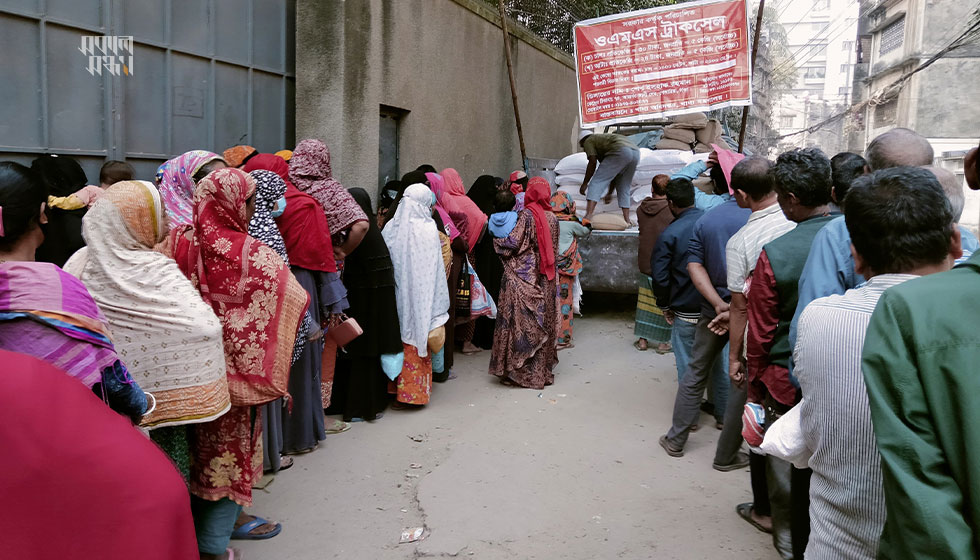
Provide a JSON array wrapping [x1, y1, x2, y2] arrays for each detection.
[[714, 379, 746, 465], [768, 456, 795, 559], [665, 315, 736, 452], [585, 146, 639, 208]]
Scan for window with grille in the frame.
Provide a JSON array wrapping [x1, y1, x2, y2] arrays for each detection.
[[840, 63, 850, 73], [804, 67, 827, 80], [880, 17, 905, 55], [875, 98, 898, 126], [781, 116, 795, 128]]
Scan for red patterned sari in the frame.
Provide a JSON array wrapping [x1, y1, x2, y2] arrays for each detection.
[[161, 167, 308, 506]]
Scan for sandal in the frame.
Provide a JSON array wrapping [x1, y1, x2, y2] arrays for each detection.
[[278, 455, 294, 471], [736, 502, 772, 534], [231, 516, 281, 540], [634, 339, 648, 351], [325, 419, 351, 434]]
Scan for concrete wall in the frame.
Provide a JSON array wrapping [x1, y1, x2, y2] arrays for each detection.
[[295, 0, 580, 202]]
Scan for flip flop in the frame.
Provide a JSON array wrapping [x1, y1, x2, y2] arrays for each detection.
[[278, 455, 294, 470], [736, 502, 772, 534], [325, 419, 351, 434], [231, 516, 281, 540]]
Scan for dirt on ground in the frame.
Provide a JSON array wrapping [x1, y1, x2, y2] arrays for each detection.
[[238, 311, 781, 559]]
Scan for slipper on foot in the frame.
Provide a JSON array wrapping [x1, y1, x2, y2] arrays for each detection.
[[231, 517, 281, 540], [325, 419, 350, 434], [736, 502, 772, 534], [713, 452, 750, 472]]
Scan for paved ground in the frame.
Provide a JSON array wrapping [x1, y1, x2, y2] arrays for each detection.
[[239, 311, 780, 559]]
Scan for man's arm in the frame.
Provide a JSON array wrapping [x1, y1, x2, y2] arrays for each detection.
[[745, 250, 779, 403], [727, 291, 748, 385], [581, 157, 598, 188], [670, 159, 706, 181], [862, 293, 977, 559], [670, 160, 724, 211], [650, 234, 674, 308], [688, 262, 727, 313]]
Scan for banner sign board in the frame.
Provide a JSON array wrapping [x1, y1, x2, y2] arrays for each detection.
[[574, 0, 751, 128]]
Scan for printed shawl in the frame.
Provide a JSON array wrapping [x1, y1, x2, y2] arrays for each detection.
[[247, 170, 289, 265], [64, 181, 230, 428], [382, 184, 450, 357], [437, 168, 488, 252], [159, 150, 223, 229], [289, 139, 368, 234], [163, 168, 308, 406], [0, 261, 117, 389], [244, 153, 338, 272], [525, 177, 557, 280]]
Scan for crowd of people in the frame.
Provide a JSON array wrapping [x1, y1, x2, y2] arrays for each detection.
[[0, 142, 588, 559], [637, 127, 980, 559], [3, 124, 980, 559]]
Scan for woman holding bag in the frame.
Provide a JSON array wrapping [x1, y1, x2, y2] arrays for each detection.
[[158, 167, 308, 557], [382, 183, 451, 407], [243, 154, 349, 451]]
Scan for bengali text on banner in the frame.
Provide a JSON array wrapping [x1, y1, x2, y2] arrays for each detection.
[[574, 0, 751, 128]]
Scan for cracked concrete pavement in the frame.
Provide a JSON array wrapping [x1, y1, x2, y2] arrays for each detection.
[[238, 311, 781, 559]]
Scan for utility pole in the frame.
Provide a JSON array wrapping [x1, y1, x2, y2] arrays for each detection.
[[737, 0, 767, 153], [497, 0, 529, 172]]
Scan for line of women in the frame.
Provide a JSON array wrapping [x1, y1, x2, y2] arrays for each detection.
[[0, 145, 583, 559]]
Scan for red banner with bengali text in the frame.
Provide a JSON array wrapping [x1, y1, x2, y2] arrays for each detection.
[[574, 0, 751, 128]]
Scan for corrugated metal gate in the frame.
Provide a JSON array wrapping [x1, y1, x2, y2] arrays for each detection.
[[0, 0, 295, 182]]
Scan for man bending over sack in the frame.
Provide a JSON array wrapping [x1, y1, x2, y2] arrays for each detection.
[[578, 130, 640, 225]]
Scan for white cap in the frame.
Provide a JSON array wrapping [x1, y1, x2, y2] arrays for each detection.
[[578, 128, 595, 141]]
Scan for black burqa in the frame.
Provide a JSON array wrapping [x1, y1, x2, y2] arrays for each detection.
[[32, 155, 88, 267], [466, 175, 504, 350], [327, 188, 403, 421]]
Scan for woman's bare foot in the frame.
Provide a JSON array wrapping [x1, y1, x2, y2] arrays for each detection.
[[635, 338, 648, 351], [461, 341, 482, 355]]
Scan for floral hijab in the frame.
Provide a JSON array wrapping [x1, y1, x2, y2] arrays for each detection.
[[289, 139, 367, 234], [158, 150, 223, 229], [163, 168, 308, 406]]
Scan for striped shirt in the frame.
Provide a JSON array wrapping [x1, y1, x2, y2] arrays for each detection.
[[726, 203, 795, 294], [794, 274, 919, 559]]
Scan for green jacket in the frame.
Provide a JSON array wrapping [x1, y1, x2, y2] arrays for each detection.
[[862, 253, 980, 559]]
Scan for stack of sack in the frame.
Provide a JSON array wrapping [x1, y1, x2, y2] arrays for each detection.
[[655, 113, 726, 154], [553, 148, 709, 228]]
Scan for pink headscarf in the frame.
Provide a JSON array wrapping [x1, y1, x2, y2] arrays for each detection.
[[437, 169, 489, 252], [158, 150, 223, 228], [289, 139, 368, 234], [424, 172, 460, 240], [711, 143, 746, 195]]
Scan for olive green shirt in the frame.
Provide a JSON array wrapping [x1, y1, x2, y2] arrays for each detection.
[[581, 133, 637, 161], [861, 253, 980, 559]]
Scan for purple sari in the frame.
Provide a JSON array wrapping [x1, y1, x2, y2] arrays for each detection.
[[0, 262, 120, 390]]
